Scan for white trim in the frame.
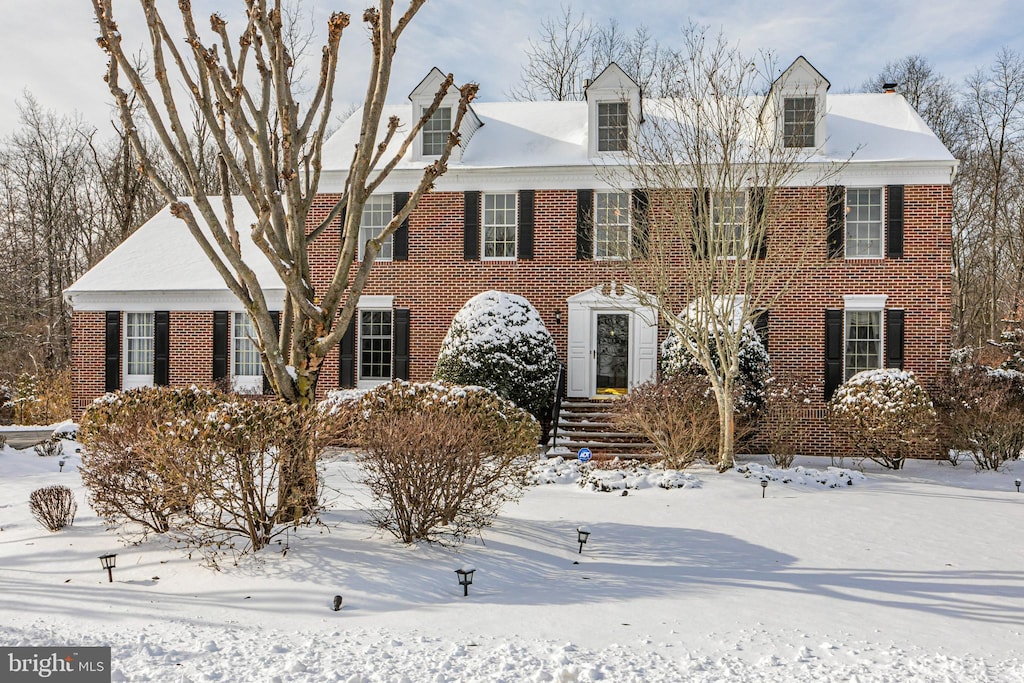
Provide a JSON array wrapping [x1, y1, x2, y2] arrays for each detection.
[[844, 186, 885, 259], [357, 295, 394, 309], [66, 290, 286, 312], [843, 294, 888, 310], [123, 311, 154, 390]]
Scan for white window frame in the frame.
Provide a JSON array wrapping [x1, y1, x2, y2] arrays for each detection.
[[845, 187, 884, 259], [593, 190, 631, 260], [358, 307, 394, 389], [358, 194, 393, 262], [596, 101, 629, 153], [482, 192, 518, 261], [783, 96, 816, 148], [711, 191, 749, 259], [123, 311, 154, 389], [421, 106, 451, 157], [231, 312, 263, 394], [843, 295, 887, 380]]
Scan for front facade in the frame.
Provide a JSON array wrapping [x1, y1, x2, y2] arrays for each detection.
[[66, 59, 956, 456]]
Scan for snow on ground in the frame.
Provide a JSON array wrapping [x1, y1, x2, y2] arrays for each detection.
[[2, 440, 1024, 682]]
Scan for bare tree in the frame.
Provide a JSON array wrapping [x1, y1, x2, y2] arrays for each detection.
[[90, 0, 477, 411], [620, 27, 842, 470]]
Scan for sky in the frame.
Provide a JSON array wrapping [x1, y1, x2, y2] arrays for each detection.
[[0, 0, 1021, 135]]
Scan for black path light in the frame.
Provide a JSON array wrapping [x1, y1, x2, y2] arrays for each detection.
[[761, 479, 768, 498], [1015, 478, 1021, 493], [577, 527, 591, 554], [99, 553, 117, 583], [332, 595, 343, 611], [454, 567, 476, 597]]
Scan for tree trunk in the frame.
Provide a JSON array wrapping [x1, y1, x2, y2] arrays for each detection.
[[711, 380, 736, 472]]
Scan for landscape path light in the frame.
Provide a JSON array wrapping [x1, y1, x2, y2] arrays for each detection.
[[761, 480, 768, 498], [99, 553, 117, 583], [1015, 478, 1021, 493], [577, 527, 591, 554], [454, 567, 475, 597], [332, 595, 343, 611]]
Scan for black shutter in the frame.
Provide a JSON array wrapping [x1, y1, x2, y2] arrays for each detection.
[[393, 191, 410, 261], [463, 191, 480, 260], [575, 189, 593, 260], [104, 311, 121, 392], [826, 186, 845, 258], [212, 311, 229, 382], [518, 190, 535, 260], [154, 311, 170, 386], [393, 308, 410, 380], [886, 309, 905, 369], [886, 185, 904, 259], [824, 309, 844, 401], [631, 188, 650, 258], [753, 309, 769, 353], [750, 187, 768, 259], [339, 316, 356, 389], [263, 311, 280, 394], [691, 189, 709, 258]]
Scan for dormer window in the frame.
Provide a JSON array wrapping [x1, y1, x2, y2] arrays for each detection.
[[597, 101, 629, 152], [783, 97, 816, 148], [422, 106, 451, 156]]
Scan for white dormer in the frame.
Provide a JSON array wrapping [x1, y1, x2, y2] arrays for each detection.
[[585, 63, 642, 159], [408, 67, 482, 163], [765, 56, 830, 151]]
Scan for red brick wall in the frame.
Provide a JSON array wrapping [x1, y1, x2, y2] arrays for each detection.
[[71, 183, 953, 458], [71, 311, 105, 414]]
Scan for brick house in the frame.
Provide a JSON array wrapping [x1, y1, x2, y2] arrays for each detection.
[[65, 58, 956, 455]]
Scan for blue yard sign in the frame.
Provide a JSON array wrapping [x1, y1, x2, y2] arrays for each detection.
[[577, 447, 592, 463]]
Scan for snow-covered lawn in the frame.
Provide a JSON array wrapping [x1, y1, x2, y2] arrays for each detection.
[[2, 442, 1024, 682]]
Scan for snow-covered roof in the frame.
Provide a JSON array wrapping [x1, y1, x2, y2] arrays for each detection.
[[320, 93, 954, 177], [64, 199, 284, 310]]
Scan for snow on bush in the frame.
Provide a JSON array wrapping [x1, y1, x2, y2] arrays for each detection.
[[828, 369, 937, 470], [660, 319, 770, 412], [735, 462, 866, 488], [530, 457, 702, 491], [353, 380, 540, 544], [935, 364, 1024, 470], [434, 291, 559, 420]]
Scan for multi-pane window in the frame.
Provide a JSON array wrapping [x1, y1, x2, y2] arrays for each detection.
[[712, 191, 748, 257], [422, 106, 451, 156], [845, 309, 882, 379], [125, 312, 154, 378], [359, 310, 393, 381], [846, 188, 883, 258], [597, 101, 629, 152], [359, 194, 393, 261], [232, 312, 262, 378], [594, 191, 630, 259], [482, 193, 517, 259], [783, 97, 815, 148]]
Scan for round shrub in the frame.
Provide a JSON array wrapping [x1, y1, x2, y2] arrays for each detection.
[[934, 365, 1024, 470], [660, 320, 770, 412], [828, 369, 937, 469], [353, 380, 540, 544], [434, 291, 558, 420], [30, 485, 77, 532]]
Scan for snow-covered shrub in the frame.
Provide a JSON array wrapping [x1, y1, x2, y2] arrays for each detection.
[[611, 375, 720, 469], [660, 320, 770, 413], [934, 365, 1024, 471], [759, 380, 815, 468], [434, 291, 559, 421], [317, 389, 367, 448], [828, 369, 937, 470], [79, 386, 222, 537], [33, 436, 64, 458], [353, 380, 539, 544], [5, 368, 71, 425], [29, 485, 77, 532]]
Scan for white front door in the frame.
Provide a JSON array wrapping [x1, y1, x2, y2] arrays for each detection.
[[566, 285, 659, 398]]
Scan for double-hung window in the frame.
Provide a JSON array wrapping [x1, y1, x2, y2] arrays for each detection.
[[597, 101, 629, 152], [845, 309, 882, 380], [482, 193, 517, 260], [711, 191, 748, 258], [359, 309, 393, 383], [845, 188, 883, 258], [232, 312, 263, 392], [124, 312, 154, 388], [422, 106, 451, 157], [594, 191, 630, 259], [783, 97, 816, 148], [359, 194, 393, 261]]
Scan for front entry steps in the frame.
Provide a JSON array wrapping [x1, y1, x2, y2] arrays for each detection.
[[549, 397, 654, 460]]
